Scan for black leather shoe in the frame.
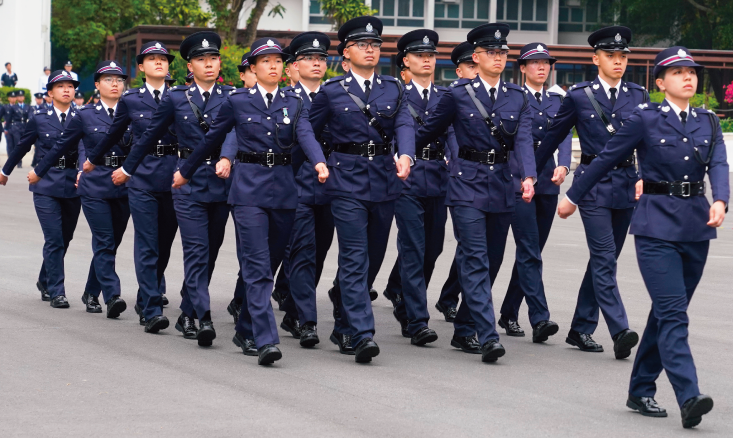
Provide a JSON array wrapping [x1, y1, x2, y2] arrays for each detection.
[[354, 338, 380, 363], [280, 315, 302, 339], [145, 315, 170, 333], [498, 316, 525, 337], [227, 299, 241, 323], [369, 288, 378, 302], [532, 320, 559, 343], [161, 294, 169, 306], [258, 344, 282, 365], [196, 320, 216, 347], [134, 304, 146, 325], [451, 335, 481, 354], [327, 287, 341, 320], [411, 327, 438, 346], [394, 309, 410, 338], [50, 295, 69, 308], [106, 296, 127, 319], [175, 313, 197, 339], [613, 329, 639, 360], [300, 323, 320, 348], [82, 292, 102, 313], [680, 394, 713, 429], [481, 340, 506, 363], [330, 330, 355, 355], [566, 329, 604, 352], [382, 289, 402, 308], [271, 288, 286, 309], [435, 302, 457, 322], [37, 281, 50, 301], [232, 332, 258, 356], [626, 394, 668, 418]]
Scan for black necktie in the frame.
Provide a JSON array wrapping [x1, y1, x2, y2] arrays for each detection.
[[202, 91, 210, 106], [422, 89, 429, 103], [266, 93, 273, 108], [534, 92, 542, 104], [60, 112, 66, 126], [680, 110, 687, 128], [490, 87, 496, 104], [364, 80, 371, 101], [609, 87, 617, 107], [154, 90, 161, 104], [309, 92, 316, 101], [108, 108, 114, 120]]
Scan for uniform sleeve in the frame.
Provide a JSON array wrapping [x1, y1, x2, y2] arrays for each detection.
[[121, 92, 176, 176], [35, 113, 84, 178], [565, 108, 644, 204], [295, 106, 327, 166], [514, 99, 537, 180], [308, 89, 332, 138], [416, 91, 457, 149], [179, 98, 236, 180], [394, 86, 415, 159], [535, 92, 578, 173], [88, 97, 132, 163], [444, 125, 457, 163], [2, 117, 39, 175], [557, 129, 573, 169], [707, 115, 730, 206]]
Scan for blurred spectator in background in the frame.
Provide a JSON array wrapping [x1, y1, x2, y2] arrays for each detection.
[[2, 62, 18, 87], [38, 66, 51, 93]]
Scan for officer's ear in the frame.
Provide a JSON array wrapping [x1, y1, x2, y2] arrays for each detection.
[[519, 63, 526, 75]]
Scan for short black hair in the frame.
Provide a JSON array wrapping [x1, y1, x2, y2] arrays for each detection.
[[4, 62, 10, 67]]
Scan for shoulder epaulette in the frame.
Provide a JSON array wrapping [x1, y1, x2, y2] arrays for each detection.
[[624, 82, 645, 90], [324, 76, 345, 86], [454, 78, 472, 87], [171, 85, 187, 92], [504, 82, 522, 91], [569, 81, 591, 91], [639, 102, 658, 110]]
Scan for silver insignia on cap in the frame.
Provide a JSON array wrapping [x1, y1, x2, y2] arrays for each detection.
[[423, 35, 429, 44], [678, 49, 688, 58], [537, 44, 544, 52], [267, 39, 275, 47], [202, 39, 210, 48], [110, 62, 117, 68], [495, 30, 501, 39], [615, 33, 622, 42], [313, 39, 320, 48], [155, 43, 162, 49], [366, 23, 373, 33]]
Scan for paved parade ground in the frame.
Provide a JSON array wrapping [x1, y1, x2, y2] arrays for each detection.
[[1, 169, 732, 437]]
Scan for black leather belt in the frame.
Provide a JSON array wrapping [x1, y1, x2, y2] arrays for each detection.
[[92, 155, 127, 168], [179, 147, 221, 162], [458, 148, 509, 164], [54, 157, 78, 170], [416, 147, 445, 161], [236, 151, 291, 166], [581, 153, 635, 168], [333, 142, 391, 157], [643, 181, 705, 197], [149, 144, 178, 157]]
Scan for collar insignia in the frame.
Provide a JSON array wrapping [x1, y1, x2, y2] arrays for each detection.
[[71, 112, 75, 117], [96, 105, 101, 110], [691, 109, 697, 117], [249, 88, 256, 94], [280, 91, 285, 98], [346, 77, 352, 83], [592, 83, 600, 90], [217, 88, 221, 94], [502, 86, 507, 93], [47, 110, 52, 115], [190, 87, 196, 92], [622, 86, 628, 93], [661, 105, 670, 112], [406, 85, 412, 90], [139, 88, 145, 93], [433, 86, 437, 93], [473, 81, 480, 88], [202, 39, 210, 48], [376, 77, 381, 84]]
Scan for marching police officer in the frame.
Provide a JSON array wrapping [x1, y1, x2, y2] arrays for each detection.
[[557, 46, 727, 429], [416, 23, 538, 362], [0, 71, 84, 308], [73, 91, 85, 109], [535, 26, 645, 359], [283, 46, 299, 87], [85, 42, 181, 331], [497, 43, 571, 342], [174, 37, 328, 365], [383, 29, 453, 345], [31, 61, 132, 320], [238, 56, 257, 88], [309, 16, 414, 362]]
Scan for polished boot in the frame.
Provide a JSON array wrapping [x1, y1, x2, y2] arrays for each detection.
[[196, 320, 216, 347], [50, 295, 69, 308], [382, 289, 402, 308], [232, 332, 258, 356], [532, 320, 559, 343], [106, 296, 127, 319], [612, 329, 639, 360], [626, 394, 668, 418], [175, 313, 197, 339], [434, 302, 457, 322], [226, 299, 241, 324], [37, 281, 50, 302], [145, 315, 170, 333], [134, 304, 146, 325], [161, 294, 169, 306], [299, 323, 320, 348], [680, 395, 713, 429], [393, 309, 410, 338], [354, 338, 380, 363], [258, 344, 283, 365], [481, 340, 506, 363], [82, 292, 102, 313], [498, 316, 525, 337], [280, 315, 302, 339], [411, 327, 438, 346], [330, 330, 355, 355], [451, 335, 481, 354], [565, 329, 604, 352]]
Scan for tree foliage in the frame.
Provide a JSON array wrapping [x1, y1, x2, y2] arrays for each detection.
[[320, 0, 377, 29]]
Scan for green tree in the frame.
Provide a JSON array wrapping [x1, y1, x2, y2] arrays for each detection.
[[320, 0, 377, 29], [206, 0, 287, 51]]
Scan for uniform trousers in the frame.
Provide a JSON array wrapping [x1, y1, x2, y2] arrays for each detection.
[[437, 254, 461, 310], [130, 188, 178, 320], [571, 206, 633, 336], [32, 193, 81, 299], [500, 193, 556, 325], [233, 206, 295, 348], [80, 196, 130, 303], [630, 235, 708, 407]]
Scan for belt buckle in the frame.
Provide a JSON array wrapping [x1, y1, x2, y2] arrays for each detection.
[[156, 145, 165, 156], [57, 157, 65, 169], [266, 152, 275, 167], [422, 147, 431, 160], [367, 141, 376, 157], [679, 181, 691, 197], [486, 151, 496, 165], [105, 156, 112, 167]]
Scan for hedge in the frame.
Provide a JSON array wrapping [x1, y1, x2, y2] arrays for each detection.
[[0, 87, 34, 104]]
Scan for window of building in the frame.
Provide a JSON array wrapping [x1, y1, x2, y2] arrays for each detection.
[[558, 0, 603, 32], [308, 0, 329, 24], [496, 0, 548, 31], [374, 0, 425, 27], [435, 0, 490, 29]]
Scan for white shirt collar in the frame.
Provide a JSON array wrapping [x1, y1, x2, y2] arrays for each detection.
[[350, 70, 375, 93], [665, 99, 691, 122], [411, 81, 432, 101], [299, 82, 320, 101], [99, 99, 117, 114], [145, 81, 166, 98], [53, 105, 70, 122], [597, 76, 622, 101], [524, 83, 543, 100], [196, 82, 216, 98], [479, 76, 501, 98], [256, 83, 278, 107]]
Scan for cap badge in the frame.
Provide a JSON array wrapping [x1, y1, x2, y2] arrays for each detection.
[[267, 39, 275, 47], [678, 49, 688, 58], [313, 39, 320, 48], [203, 39, 211, 49], [155, 43, 162, 49], [593, 84, 600, 90], [537, 44, 545, 53], [494, 30, 502, 40], [614, 33, 622, 42], [423, 35, 430, 44], [366, 23, 373, 33], [661, 106, 670, 112], [110, 62, 117, 68]]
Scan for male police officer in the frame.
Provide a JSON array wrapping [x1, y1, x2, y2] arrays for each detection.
[[557, 46, 727, 429], [497, 43, 571, 342], [416, 23, 537, 362], [238, 56, 257, 88], [383, 30, 453, 345], [309, 16, 414, 363], [85, 42, 181, 331], [535, 26, 644, 359], [8, 90, 31, 169]]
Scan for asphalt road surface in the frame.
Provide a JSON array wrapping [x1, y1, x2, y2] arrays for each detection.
[[1, 170, 732, 437]]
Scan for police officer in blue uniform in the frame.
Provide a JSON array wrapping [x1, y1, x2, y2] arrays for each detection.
[[73, 91, 85, 110], [92, 32, 237, 347], [0, 71, 84, 308], [174, 37, 328, 365], [31, 61, 133, 320], [85, 42, 182, 331], [416, 23, 538, 362], [309, 16, 415, 363], [557, 46, 727, 429], [382, 29, 453, 346], [497, 43, 570, 342], [5, 90, 26, 169], [535, 26, 644, 359]]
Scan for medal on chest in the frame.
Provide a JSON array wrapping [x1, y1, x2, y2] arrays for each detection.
[[282, 108, 290, 125]]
